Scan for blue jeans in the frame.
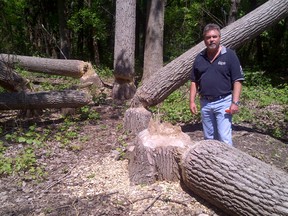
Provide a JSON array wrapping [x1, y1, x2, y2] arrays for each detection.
[[200, 94, 233, 146]]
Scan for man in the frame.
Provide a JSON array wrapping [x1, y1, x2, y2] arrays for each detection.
[[190, 23, 244, 146]]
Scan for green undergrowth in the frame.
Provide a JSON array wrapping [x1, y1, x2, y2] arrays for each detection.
[[0, 105, 101, 179], [151, 70, 288, 140]]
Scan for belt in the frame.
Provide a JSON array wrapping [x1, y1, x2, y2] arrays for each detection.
[[200, 93, 231, 101]]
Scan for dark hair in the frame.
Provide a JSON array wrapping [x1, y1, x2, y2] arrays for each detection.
[[203, 23, 221, 37]]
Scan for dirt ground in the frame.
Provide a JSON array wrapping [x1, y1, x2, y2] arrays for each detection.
[[0, 100, 287, 216]]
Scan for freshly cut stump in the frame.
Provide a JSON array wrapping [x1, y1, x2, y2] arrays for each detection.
[[181, 140, 288, 216], [124, 107, 152, 135], [128, 120, 192, 185]]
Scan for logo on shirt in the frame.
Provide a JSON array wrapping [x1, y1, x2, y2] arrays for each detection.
[[218, 61, 226, 65]]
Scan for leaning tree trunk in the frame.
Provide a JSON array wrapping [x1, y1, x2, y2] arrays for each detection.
[[130, 0, 288, 108], [0, 90, 91, 110], [181, 140, 288, 216], [128, 121, 288, 216]]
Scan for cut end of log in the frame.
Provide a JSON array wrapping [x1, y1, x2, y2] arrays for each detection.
[[80, 63, 104, 88]]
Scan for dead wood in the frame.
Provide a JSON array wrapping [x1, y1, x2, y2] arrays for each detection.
[[0, 90, 92, 110], [124, 107, 152, 135], [0, 54, 88, 78], [180, 140, 288, 216], [127, 120, 192, 185], [129, 120, 288, 215], [0, 61, 31, 92]]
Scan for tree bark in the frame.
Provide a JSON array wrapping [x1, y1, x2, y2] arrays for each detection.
[[128, 121, 288, 215], [228, 0, 241, 25], [0, 54, 89, 78], [180, 140, 288, 216], [128, 120, 191, 185], [131, 0, 288, 108], [57, 0, 70, 59], [124, 107, 152, 135], [142, 0, 164, 83], [0, 61, 31, 92], [0, 90, 91, 110], [113, 0, 136, 100]]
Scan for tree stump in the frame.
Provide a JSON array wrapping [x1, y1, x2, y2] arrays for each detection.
[[180, 140, 288, 216], [128, 120, 288, 215], [127, 120, 192, 185], [124, 107, 152, 135]]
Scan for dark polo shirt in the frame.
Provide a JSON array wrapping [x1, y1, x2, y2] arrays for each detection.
[[191, 46, 244, 97]]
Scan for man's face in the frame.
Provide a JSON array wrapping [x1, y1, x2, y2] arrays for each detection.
[[204, 30, 221, 51]]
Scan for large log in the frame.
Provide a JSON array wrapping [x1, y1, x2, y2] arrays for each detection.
[[130, 0, 288, 107], [0, 61, 31, 92], [128, 121, 288, 215], [0, 90, 92, 110], [180, 140, 288, 216], [0, 54, 89, 78]]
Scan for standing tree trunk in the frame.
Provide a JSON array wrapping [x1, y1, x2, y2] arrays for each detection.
[[57, 0, 70, 59], [142, 0, 165, 83], [130, 0, 288, 108], [113, 0, 136, 100], [228, 0, 241, 24]]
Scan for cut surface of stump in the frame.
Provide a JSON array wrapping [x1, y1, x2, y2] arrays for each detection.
[[128, 119, 192, 185]]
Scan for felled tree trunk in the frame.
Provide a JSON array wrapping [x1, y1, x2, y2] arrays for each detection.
[[129, 121, 288, 215], [0, 54, 89, 78], [180, 140, 288, 216], [130, 0, 288, 108], [0, 61, 31, 92], [0, 90, 91, 110]]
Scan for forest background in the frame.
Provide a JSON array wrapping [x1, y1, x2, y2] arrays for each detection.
[[0, 0, 287, 160], [1, 0, 287, 73], [0, 0, 287, 140]]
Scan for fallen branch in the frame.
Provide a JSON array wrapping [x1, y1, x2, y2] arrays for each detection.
[[138, 193, 162, 215]]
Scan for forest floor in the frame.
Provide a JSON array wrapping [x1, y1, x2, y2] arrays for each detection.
[[0, 97, 287, 216]]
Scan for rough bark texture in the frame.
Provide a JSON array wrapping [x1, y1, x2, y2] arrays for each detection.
[[0, 90, 92, 110], [131, 0, 288, 107], [128, 120, 192, 185], [142, 0, 164, 83], [0, 54, 88, 78], [124, 107, 152, 135], [228, 0, 241, 24], [113, 0, 136, 100], [0, 61, 31, 92], [181, 140, 288, 216]]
